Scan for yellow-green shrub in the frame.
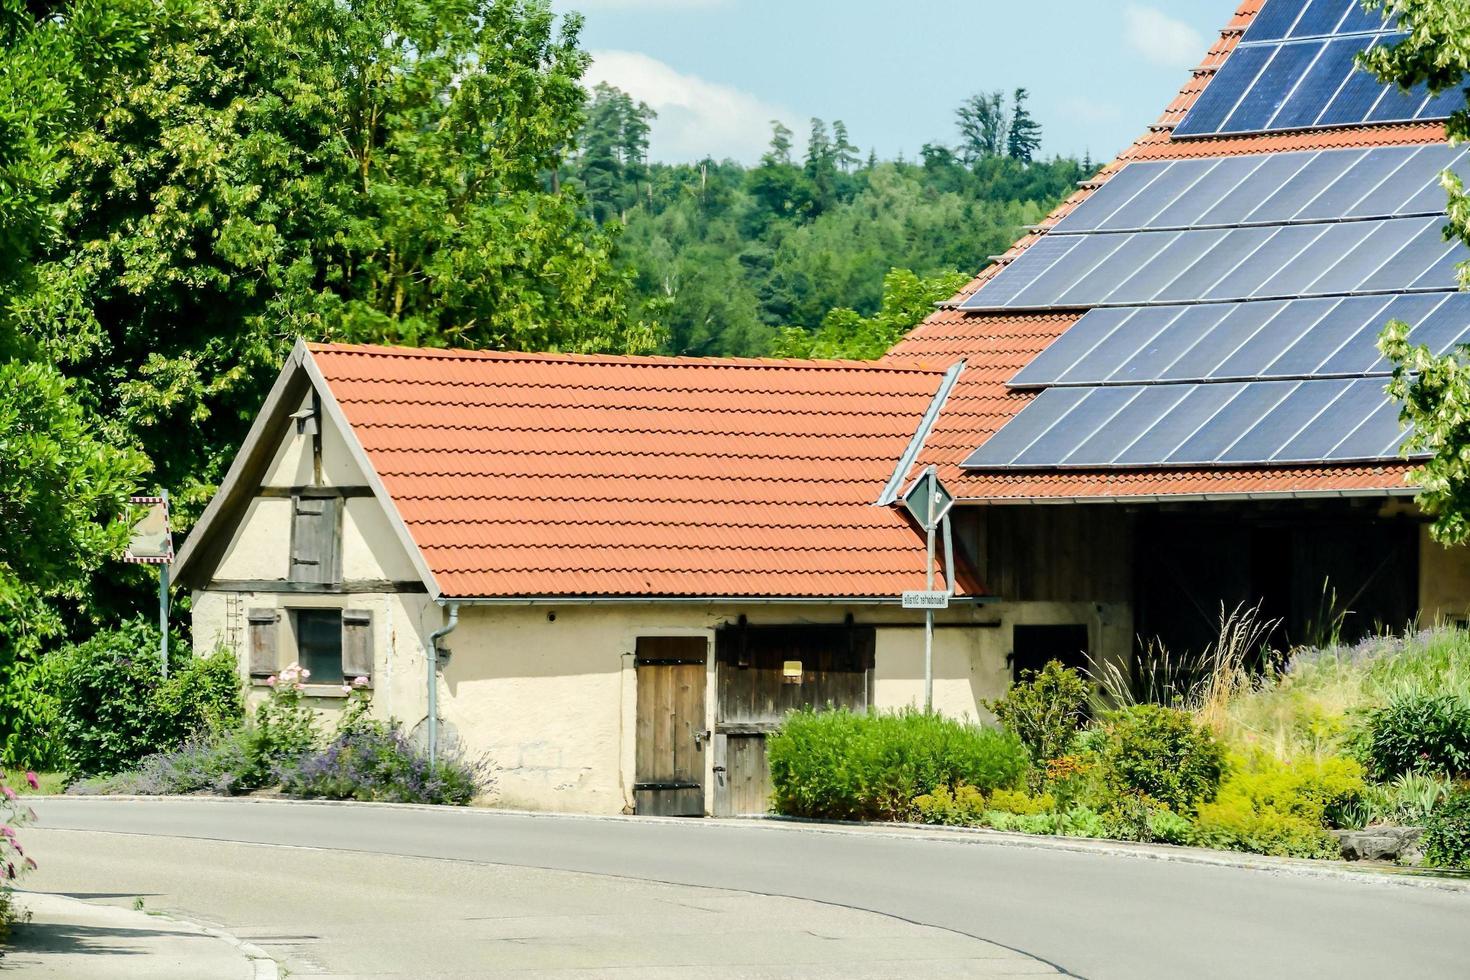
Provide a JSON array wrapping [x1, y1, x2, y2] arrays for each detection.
[[1190, 754, 1364, 859], [912, 784, 987, 826], [988, 788, 1055, 815]]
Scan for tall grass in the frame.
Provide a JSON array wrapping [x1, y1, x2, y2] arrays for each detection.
[[1090, 606, 1470, 764]]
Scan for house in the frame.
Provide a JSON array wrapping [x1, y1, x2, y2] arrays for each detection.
[[886, 0, 1470, 665], [173, 343, 1012, 815], [178, 0, 1470, 817]]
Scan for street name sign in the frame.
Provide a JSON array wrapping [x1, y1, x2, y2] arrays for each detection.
[[902, 590, 950, 610]]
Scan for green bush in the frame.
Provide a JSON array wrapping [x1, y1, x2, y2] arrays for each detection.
[[1361, 694, 1470, 780], [1096, 705, 1225, 813], [988, 788, 1055, 815], [984, 661, 1090, 782], [54, 619, 243, 776], [912, 784, 987, 826], [1423, 790, 1470, 870], [1192, 802, 1339, 859], [768, 709, 1028, 821], [1188, 755, 1362, 860]]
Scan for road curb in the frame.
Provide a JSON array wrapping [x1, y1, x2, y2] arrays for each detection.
[[14, 890, 279, 979], [34, 793, 1470, 896]]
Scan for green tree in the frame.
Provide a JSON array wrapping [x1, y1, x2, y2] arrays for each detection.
[[1368, 0, 1470, 543], [1007, 88, 1043, 163], [14, 0, 655, 525], [771, 267, 969, 360], [0, 1, 152, 758], [957, 90, 1008, 164]]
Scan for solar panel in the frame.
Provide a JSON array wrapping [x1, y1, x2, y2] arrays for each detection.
[[964, 217, 1459, 312], [1051, 146, 1466, 236], [962, 378, 1417, 470], [1176, 0, 1447, 139], [1007, 293, 1470, 389]]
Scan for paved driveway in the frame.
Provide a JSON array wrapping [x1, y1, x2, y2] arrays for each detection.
[[23, 798, 1470, 979]]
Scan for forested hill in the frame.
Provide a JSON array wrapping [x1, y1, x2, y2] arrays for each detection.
[[565, 85, 1089, 358]]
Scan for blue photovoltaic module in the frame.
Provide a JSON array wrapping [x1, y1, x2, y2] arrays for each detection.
[[1173, 0, 1461, 138]]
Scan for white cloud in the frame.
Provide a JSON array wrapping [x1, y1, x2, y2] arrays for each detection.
[[1123, 4, 1206, 70], [585, 50, 801, 165]]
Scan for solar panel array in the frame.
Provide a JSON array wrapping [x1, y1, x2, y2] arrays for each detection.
[[1174, 0, 1461, 138], [1009, 293, 1470, 388], [959, 138, 1468, 471], [962, 145, 1468, 313], [965, 377, 1408, 470]]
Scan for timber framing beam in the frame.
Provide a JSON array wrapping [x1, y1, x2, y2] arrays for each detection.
[[207, 579, 428, 595], [256, 486, 375, 499]]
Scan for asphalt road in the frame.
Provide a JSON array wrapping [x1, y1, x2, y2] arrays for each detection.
[[24, 798, 1470, 979]]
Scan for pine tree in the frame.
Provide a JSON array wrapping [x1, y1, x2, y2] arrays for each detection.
[[832, 120, 860, 173], [1007, 88, 1043, 164], [765, 120, 794, 165]]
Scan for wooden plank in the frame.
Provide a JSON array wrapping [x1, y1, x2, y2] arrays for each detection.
[[207, 579, 427, 594], [635, 636, 707, 817], [247, 609, 279, 677], [341, 610, 373, 679], [290, 495, 341, 585], [257, 486, 374, 499]]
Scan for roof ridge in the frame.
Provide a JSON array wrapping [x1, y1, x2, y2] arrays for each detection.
[[308, 341, 949, 374]]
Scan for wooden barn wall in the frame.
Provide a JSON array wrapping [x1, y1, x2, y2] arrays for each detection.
[[961, 505, 1134, 603]]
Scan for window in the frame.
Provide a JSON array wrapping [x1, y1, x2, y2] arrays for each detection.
[[294, 609, 343, 683], [1010, 624, 1089, 684]]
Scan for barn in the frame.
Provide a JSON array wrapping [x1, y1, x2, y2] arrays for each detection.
[[177, 0, 1470, 816], [886, 0, 1470, 667]]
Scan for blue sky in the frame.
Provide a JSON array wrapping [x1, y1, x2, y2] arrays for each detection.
[[551, 1, 1230, 165]]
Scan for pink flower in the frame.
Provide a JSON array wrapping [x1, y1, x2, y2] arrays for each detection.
[[265, 675, 277, 687], [299, 667, 311, 680], [25, 771, 38, 790], [341, 684, 352, 694], [352, 676, 369, 689], [1, 786, 14, 801], [1, 826, 14, 839], [293, 682, 304, 692]]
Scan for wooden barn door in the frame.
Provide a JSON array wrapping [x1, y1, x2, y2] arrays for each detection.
[[634, 637, 708, 817], [712, 624, 875, 817]]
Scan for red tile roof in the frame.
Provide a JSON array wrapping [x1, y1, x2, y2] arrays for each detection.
[[886, 0, 1430, 501], [308, 343, 970, 599]]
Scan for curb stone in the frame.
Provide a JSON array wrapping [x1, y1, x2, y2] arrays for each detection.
[[15, 889, 280, 980], [32, 793, 1470, 896]]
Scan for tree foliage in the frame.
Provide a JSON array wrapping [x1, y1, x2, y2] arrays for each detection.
[[570, 91, 1080, 358], [1369, 0, 1470, 543]]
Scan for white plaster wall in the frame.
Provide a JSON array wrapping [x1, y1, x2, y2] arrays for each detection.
[[192, 588, 438, 729], [1420, 526, 1470, 626], [342, 497, 419, 582], [194, 593, 1130, 815], [213, 498, 293, 582], [262, 393, 368, 488]]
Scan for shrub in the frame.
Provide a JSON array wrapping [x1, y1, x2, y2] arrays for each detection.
[[1096, 704, 1225, 813], [988, 788, 1055, 815], [984, 661, 1090, 782], [911, 784, 987, 827], [1145, 807, 1195, 846], [52, 619, 243, 776], [768, 709, 1028, 821], [1192, 802, 1339, 859], [1422, 790, 1470, 870], [1188, 755, 1362, 860], [1361, 694, 1470, 780], [277, 726, 487, 805]]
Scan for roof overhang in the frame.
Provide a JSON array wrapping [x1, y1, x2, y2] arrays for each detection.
[[954, 486, 1419, 506]]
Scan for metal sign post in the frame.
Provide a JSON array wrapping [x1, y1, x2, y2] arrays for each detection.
[[124, 493, 174, 678], [901, 467, 954, 713]]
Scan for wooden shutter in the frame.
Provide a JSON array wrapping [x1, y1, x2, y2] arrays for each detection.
[[290, 494, 341, 584], [247, 609, 280, 677], [341, 609, 373, 681]]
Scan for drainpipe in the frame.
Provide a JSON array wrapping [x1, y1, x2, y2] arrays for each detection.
[[427, 602, 460, 765]]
